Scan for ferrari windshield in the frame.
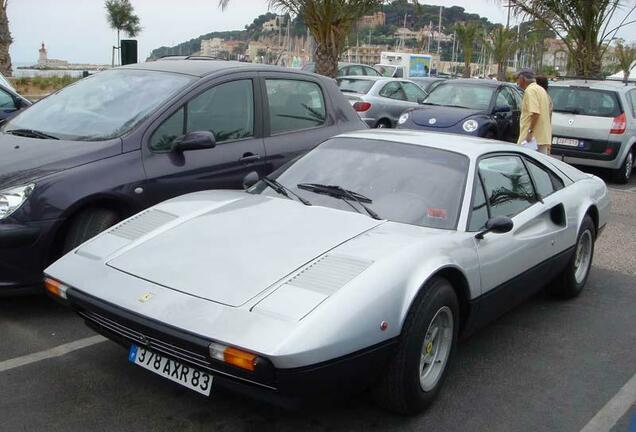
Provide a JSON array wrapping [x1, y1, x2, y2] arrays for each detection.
[[253, 138, 469, 229], [424, 83, 494, 110], [3, 69, 194, 141]]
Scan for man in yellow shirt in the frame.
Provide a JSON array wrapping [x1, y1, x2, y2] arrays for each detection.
[[516, 69, 552, 154]]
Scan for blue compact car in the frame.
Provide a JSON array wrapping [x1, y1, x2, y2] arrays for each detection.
[[397, 79, 523, 143]]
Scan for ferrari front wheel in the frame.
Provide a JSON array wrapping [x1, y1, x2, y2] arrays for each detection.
[[373, 276, 459, 415]]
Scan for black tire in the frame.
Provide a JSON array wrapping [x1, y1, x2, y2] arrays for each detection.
[[373, 277, 459, 415], [62, 208, 120, 253], [375, 119, 391, 129], [548, 215, 595, 299], [611, 149, 634, 184]]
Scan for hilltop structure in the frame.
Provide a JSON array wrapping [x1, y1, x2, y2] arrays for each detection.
[[20, 42, 110, 71]]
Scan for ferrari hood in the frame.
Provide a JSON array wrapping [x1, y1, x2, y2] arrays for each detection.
[[106, 192, 383, 307], [410, 105, 482, 128]]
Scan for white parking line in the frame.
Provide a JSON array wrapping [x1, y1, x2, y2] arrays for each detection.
[[580, 372, 636, 432], [0, 335, 106, 373]]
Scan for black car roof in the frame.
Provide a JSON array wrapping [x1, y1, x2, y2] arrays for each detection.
[[119, 59, 320, 78]]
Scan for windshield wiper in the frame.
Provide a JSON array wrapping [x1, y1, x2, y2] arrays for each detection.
[[261, 177, 311, 206], [554, 108, 580, 114], [297, 183, 381, 220], [5, 129, 60, 140]]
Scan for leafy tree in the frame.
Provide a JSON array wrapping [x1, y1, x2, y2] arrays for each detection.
[[483, 25, 518, 81], [615, 39, 636, 83], [455, 22, 480, 77], [219, 0, 386, 77], [0, 0, 12, 76], [105, 0, 142, 51], [509, 0, 636, 78]]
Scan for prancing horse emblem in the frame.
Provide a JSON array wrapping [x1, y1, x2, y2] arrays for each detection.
[[138, 292, 154, 303], [428, 118, 437, 125]]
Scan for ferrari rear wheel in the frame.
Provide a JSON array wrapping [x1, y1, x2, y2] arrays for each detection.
[[373, 276, 459, 415], [548, 215, 595, 299]]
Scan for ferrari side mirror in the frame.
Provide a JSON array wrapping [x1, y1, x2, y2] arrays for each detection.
[[243, 171, 260, 190], [475, 216, 514, 239]]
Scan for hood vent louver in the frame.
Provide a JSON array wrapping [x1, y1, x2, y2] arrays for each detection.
[[286, 254, 373, 295], [109, 209, 178, 241]]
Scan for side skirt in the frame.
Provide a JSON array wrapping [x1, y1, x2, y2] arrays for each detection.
[[463, 246, 575, 335]]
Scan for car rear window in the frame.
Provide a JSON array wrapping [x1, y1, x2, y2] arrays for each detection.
[[337, 78, 374, 94], [549, 87, 621, 117]]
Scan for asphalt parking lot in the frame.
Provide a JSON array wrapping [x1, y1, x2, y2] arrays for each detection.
[[1, 173, 635, 432]]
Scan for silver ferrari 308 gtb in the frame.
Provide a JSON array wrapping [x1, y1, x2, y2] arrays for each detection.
[[45, 130, 610, 414]]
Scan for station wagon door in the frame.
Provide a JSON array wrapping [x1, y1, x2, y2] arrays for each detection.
[[259, 72, 341, 173], [141, 73, 267, 203]]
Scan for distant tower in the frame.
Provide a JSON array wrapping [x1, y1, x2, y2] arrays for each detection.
[[38, 42, 48, 66]]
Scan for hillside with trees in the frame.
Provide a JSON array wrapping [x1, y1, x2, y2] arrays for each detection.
[[148, 2, 496, 61]]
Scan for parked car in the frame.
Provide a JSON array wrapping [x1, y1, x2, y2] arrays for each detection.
[[0, 60, 365, 295], [549, 80, 636, 183], [337, 76, 427, 128], [0, 82, 31, 124], [408, 77, 446, 95], [397, 79, 523, 142], [301, 62, 382, 77], [46, 129, 609, 414]]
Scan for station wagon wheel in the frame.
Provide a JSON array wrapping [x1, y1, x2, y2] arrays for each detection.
[[373, 276, 459, 415], [612, 149, 633, 184], [375, 119, 391, 129], [548, 215, 595, 299]]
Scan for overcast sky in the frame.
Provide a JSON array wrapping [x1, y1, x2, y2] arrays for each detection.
[[7, 0, 636, 65]]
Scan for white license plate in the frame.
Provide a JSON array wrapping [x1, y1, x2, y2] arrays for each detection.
[[128, 345, 213, 396], [552, 137, 580, 147]]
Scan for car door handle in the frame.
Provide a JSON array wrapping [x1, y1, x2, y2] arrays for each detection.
[[239, 152, 261, 163]]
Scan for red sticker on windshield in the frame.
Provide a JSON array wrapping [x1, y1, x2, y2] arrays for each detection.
[[427, 208, 448, 220]]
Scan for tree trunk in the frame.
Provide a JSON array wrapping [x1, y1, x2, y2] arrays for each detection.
[[0, 2, 13, 77], [314, 43, 339, 79], [497, 61, 506, 81], [463, 58, 470, 78]]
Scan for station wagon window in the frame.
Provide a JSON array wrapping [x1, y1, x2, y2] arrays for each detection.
[[380, 81, 406, 100], [550, 87, 621, 117], [627, 90, 636, 118], [479, 155, 538, 218], [524, 158, 564, 198], [266, 79, 326, 135], [347, 65, 365, 76], [401, 82, 426, 102], [150, 79, 254, 151]]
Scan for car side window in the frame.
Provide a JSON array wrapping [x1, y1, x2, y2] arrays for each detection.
[[150, 79, 254, 152], [525, 158, 565, 198], [0, 89, 16, 111], [348, 65, 365, 76], [364, 66, 381, 77], [468, 175, 489, 231], [187, 80, 254, 142], [479, 155, 538, 218], [380, 82, 406, 101], [496, 88, 517, 111], [266, 79, 326, 135], [401, 82, 426, 103]]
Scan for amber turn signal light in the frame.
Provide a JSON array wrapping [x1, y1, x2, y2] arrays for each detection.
[[209, 342, 257, 371], [44, 278, 68, 299]]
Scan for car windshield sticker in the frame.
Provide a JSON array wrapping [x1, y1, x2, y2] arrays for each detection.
[[427, 208, 448, 220]]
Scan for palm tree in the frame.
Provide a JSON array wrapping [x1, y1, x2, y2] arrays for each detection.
[[105, 0, 142, 54], [455, 22, 480, 78], [218, 0, 384, 78], [509, 0, 636, 78], [483, 25, 518, 81], [0, 0, 12, 76], [615, 39, 636, 83]]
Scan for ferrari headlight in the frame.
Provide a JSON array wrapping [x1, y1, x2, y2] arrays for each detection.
[[462, 119, 479, 133], [398, 113, 410, 125], [0, 184, 35, 220]]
